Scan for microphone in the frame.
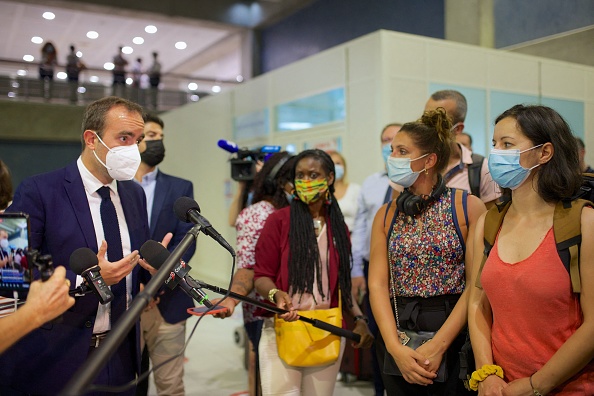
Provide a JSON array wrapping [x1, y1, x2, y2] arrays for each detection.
[[140, 240, 213, 308], [217, 139, 239, 154], [173, 197, 235, 256], [69, 248, 114, 304]]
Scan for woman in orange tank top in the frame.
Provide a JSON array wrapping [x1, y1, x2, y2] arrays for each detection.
[[468, 105, 594, 395]]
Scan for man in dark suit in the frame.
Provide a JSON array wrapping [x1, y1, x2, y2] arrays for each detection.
[[135, 114, 195, 396], [0, 96, 150, 395]]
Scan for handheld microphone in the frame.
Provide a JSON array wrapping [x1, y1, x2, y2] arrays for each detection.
[[69, 248, 114, 304], [140, 240, 213, 308], [173, 197, 235, 256], [217, 139, 239, 154]]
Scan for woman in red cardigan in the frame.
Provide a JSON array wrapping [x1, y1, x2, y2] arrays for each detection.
[[254, 149, 373, 395]]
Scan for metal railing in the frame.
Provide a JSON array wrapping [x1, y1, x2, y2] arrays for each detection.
[[0, 75, 211, 111], [0, 57, 241, 111]]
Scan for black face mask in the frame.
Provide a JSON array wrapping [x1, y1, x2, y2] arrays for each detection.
[[141, 140, 165, 167]]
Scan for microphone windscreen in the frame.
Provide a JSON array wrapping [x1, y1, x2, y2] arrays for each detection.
[[174, 196, 201, 223], [140, 240, 170, 270], [69, 247, 99, 275], [217, 139, 238, 154]]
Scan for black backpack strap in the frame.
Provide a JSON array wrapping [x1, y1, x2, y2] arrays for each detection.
[[467, 153, 484, 198]]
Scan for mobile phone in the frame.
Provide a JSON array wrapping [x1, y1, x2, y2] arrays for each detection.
[[187, 305, 229, 317], [0, 212, 32, 292]]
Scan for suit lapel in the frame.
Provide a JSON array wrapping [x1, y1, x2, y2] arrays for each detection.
[[64, 162, 98, 251], [150, 171, 167, 236]]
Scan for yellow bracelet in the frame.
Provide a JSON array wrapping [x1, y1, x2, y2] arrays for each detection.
[[468, 365, 504, 391]]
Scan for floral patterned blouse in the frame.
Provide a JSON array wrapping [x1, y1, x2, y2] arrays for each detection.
[[387, 188, 465, 298], [235, 200, 276, 323]]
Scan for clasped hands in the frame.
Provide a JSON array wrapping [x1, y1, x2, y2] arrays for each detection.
[[389, 340, 443, 386]]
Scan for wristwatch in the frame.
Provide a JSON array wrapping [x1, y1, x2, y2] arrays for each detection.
[[354, 315, 369, 324], [268, 288, 280, 303]]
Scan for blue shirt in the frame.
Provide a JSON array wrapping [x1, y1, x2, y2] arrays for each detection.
[[350, 171, 395, 278], [137, 167, 158, 224]]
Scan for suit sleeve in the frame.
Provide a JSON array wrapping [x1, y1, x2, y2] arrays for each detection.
[[171, 181, 196, 264]]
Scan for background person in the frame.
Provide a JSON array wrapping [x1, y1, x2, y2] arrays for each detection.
[[425, 90, 500, 208], [134, 114, 195, 396], [214, 152, 296, 396], [66, 44, 86, 104], [327, 150, 360, 231], [0, 160, 12, 212], [350, 123, 402, 396], [39, 41, 57, 100], [576, 137, 594, 173], [456, 132, 473, 151], [254, 149, 373, 396], [0, 229, 11, 269], [113, 46, 129, 97], [148, 52, 161, 110], [369, 109, 485, 395], [468, 105, 594, 395]]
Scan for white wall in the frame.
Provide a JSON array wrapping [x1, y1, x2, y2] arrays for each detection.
[[159, 29, 594, 287]]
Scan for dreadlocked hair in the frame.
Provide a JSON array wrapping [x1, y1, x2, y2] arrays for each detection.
[[287, 149, 353, 309]]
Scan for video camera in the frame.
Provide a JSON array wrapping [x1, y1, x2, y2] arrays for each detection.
[[217, 139, 281, 181]]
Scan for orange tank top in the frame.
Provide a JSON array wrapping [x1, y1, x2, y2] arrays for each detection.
[[481, 228, 594, 394]]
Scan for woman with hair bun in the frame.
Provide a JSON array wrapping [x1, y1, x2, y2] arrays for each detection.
[[369, 108, 486, 395]]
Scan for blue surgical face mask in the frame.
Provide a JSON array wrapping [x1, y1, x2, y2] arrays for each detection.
[[334, 164, 345, 181], [387, 153, 429, 188], [488, 144, 543, 190], [382, 144, 392, 166]]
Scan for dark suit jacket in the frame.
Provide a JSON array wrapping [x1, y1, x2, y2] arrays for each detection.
[[149, 170, 196, 324], [0, 161, 150, 394]]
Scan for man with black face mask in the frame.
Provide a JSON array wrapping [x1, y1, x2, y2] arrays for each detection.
[[134, 114, 196, 396]]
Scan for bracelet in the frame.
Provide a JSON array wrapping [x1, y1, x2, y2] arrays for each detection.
[[530, 374, 543, 396], [354, 315, 369, 324], [268, 288, 279, 303], [468, 364, 504, 391]]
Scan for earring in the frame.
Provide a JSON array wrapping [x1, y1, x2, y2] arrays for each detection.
[[424, 168, 429, 175], [325, 190, 333, 205]]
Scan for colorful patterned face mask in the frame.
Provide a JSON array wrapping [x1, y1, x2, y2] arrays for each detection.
[[294, 178, 329, 204]]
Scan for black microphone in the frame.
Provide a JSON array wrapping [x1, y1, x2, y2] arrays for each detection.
[[173, 197, 235, 256], [140, 240, 213, 308], [69, 248, 114, 304]]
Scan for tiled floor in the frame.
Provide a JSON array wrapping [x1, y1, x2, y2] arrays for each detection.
[[147, 313, 375, 396]]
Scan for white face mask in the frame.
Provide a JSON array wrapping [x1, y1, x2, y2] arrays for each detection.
[[0, 239, 8, 250], [93, 132, 141, 181]]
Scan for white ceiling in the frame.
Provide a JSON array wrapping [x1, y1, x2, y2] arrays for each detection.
[[0, 0, 246, 91]]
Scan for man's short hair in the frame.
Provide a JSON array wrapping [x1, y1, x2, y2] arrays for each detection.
[[430, 90, 467, 124], [80, 96, 144, 150], [144, 113, 164, 129]]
